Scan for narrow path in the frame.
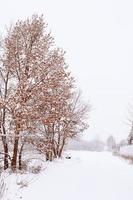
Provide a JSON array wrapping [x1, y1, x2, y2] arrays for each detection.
[[22, 151, 133, 200]]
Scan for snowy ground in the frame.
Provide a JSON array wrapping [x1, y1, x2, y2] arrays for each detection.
[[5, 151, 133, 200]]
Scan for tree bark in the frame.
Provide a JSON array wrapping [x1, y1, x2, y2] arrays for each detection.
[[11, 138, 19, 171], [1, 124, 9, 170], [18, 143, 24, 170], [3, 143, 9, 170], [11, 126, 20, 171], [1, 72, 10, 170], [58, 138, 65, 158]]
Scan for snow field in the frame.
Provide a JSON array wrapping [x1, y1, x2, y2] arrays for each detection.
[[14, 151, 133, 200]]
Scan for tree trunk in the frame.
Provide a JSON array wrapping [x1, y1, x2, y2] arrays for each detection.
[[11, 127, 20, 171], [11, 137, 19, 171], [53, 146, 57, 158], [56, 132, 61, 156], [2, 72, 10, 170], [45, 151, 49, 161], [49, 151, 53, 161], [58, 139, 65, 157], [18, 143, 24, 170], [1, 125, 9, 170], [3, 143, 9, 170]]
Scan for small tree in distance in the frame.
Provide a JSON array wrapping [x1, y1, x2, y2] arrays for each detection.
[[106, 135, 116, 151], [127, 122, 133, 145]]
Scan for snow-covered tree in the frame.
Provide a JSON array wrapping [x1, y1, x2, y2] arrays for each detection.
[[106, 135, 116, 151], [127, 122, 133, 145], [0, 15, 90, 170]]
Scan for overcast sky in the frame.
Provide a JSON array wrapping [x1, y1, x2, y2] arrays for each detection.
[[0, 0, 133, 141]]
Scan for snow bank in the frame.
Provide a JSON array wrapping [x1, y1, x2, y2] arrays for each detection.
[[119, 145, 133, 158]]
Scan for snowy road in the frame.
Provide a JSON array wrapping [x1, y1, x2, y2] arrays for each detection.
[[10, 151, 133, 200]]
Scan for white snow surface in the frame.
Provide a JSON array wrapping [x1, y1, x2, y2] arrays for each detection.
[[5, 151, 133, 200], [119, 145, 133, 158]]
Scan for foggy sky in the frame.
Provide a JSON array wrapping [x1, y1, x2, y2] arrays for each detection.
[[0, 0, 133, 141]]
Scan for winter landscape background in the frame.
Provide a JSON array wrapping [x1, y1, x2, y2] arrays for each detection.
[[1, 0, 133, 200]]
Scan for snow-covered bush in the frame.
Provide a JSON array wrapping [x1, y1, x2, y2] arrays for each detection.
[[119, 145, 133, 160], [0, 172, 5, 199], [119, 139, 128, 147], [30, 165, 42, 174]]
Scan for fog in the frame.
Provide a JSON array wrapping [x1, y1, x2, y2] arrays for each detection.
[[0, 0, 133, 141]]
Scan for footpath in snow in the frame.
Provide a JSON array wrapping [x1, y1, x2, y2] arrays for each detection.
[[6, 151, 133, 200]]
